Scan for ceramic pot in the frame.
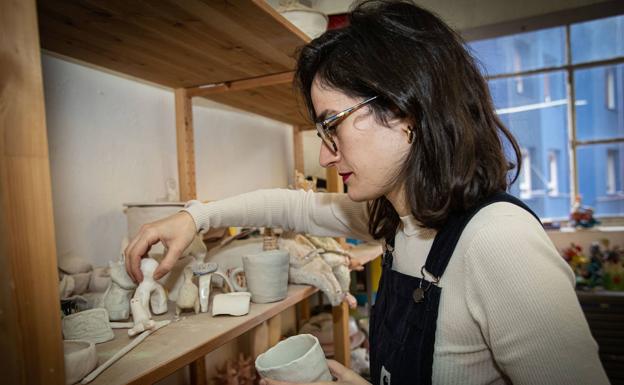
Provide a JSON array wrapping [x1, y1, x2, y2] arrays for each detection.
[[63, 340, 98, 384], [62, 308, 114, 344], [278, 1, 328, 39], [255, 334, 331, 382], [231, 250, 289, 303]]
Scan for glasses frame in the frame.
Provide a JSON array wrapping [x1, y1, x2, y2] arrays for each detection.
[[315, 95, 379, 153]]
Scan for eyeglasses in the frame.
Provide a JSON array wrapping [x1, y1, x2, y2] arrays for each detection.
[[315, 95, 378, 153]]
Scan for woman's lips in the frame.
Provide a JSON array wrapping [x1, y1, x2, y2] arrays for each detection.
[[339, 172, 353, 183]]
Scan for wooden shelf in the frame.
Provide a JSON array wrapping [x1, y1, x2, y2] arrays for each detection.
[[37, 0, 313, 126], [90, 284, 317, 385]]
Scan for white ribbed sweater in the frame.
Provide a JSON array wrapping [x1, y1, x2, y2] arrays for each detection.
[[184, 189, 609, 385]]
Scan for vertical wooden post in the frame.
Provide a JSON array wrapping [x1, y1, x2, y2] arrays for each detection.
[[326, 168, 344, 195], [293, 125, 304, 178], [189, 358, 206, 385], [175, 88, 197, 201], [0, 0, 65, 383], [332, 302, 352, 368], [268, 314, 282, 347], [325, 168, 350, 367]]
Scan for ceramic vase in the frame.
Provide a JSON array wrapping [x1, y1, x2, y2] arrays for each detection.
[[231, 250, 289, 304]]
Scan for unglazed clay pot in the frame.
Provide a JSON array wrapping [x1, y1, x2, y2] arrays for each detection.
[[62, 308, 114, 344], [255, 334, 331, 382], [63, 340, 97, 384], [231, 250, 289, 304]]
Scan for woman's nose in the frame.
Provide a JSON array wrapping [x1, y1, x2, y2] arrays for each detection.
[[319, 141, 340, 168]]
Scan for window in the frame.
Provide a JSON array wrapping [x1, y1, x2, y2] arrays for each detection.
[[469, 14, 624, 220]]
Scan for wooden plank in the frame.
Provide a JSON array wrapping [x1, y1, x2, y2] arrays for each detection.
[[187, 71, 294, 98], [189, 359, 206, 385], [293, 125, 305, 178], [88, 285, 317, 385], [297, 299, 311, 331], [175, 88, 197, 201], [332, 302, 351, 368], [326, 168, 344, 194], [37, 0, 308, 88], [268, 314, 282, 347], [249, 321, 269, 360], [0, 0, 65, 384]]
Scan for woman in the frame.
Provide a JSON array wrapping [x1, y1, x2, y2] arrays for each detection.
[[125, 1, 609, 384]]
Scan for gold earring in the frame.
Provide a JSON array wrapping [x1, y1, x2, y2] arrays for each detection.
[[405, 126, 414, 144]]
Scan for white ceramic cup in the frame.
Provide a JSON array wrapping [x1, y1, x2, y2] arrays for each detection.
[[231, 249, 289, 303], [255, 334, 332, 382]]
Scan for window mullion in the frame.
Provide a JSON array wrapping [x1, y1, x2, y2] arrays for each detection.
[[565, 24, 579, 209]]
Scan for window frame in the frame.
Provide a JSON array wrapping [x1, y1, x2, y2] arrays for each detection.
[[467, 18, 624, 221]]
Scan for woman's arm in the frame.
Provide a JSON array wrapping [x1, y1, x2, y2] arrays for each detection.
[[184, 188, 372, 241], [464, 212, 609, 385]]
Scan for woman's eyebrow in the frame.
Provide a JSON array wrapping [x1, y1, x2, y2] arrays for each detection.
[[315, 109, 337, 122]]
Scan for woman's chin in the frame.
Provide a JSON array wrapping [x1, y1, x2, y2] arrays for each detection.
[[346, 188, 378, 202]]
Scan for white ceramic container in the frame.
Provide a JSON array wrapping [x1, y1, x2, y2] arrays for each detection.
[[231, 250, 289, 303], [211, 292, 251, 316], [255, 334, 332, 382], [63, 340, 98, 384], [62, 308, 114, 344]]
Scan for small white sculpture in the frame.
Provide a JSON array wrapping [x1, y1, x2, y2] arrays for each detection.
[[128, 298, 156, 337], [133, 258, 168, 316], [175, 267, 200, 316], [101, 260, 137, 321], [59, 274, 76, 299]]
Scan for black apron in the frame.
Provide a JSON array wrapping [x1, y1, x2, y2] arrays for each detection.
[[369, 192, 540, 385]]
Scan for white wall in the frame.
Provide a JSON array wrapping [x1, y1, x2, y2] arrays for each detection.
[[43, 55, 294, 267]]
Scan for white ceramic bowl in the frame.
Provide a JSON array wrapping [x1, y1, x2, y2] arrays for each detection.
[[63, 340, 98, 384], [255, 334, 332, 382], [280, 9, 328, 39]]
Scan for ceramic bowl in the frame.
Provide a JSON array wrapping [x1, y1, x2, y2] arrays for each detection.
[[256, 334, 332, 382], [63, 340, 98, 384]]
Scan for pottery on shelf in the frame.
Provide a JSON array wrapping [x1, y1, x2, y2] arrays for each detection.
[[101, 260, 136, 321], [59, 274, 76, 299], [255, 334, 331, 382], [62, 308, 114, 344], [212, 292, 251, 317], [71, 272, 92, 295], [133, 258, 168, 317], [277, 0, 328, 39], [58, 253, 93, 275], [88, 266, 111, 293], [231, 249, 289, 304], [63, 340, 98, 385], [128, 298, 156, 337], [176, 267, 200, 316]]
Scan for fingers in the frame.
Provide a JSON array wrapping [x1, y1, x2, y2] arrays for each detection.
[[327, 359, 350, 379], [153, 244, 183, 280], [125, 225, 160, 282]]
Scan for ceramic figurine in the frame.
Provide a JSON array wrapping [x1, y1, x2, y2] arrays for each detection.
[[133, 258, 168, 316], [62, 308, 114, 344], [59, 274, 76, 299], [279, 234, 344, 306], [128, 298, 156, 337], [63, 340, 98, 385], [306, 235, 352, 295], [101, 259, 137, 321], [192, 261, 218, 313], [175, 267, 200, 316]]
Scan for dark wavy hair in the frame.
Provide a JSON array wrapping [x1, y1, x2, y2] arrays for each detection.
[[294, 0, 521, 238]]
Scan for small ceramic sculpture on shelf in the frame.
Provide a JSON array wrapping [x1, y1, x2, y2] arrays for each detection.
[[133, 258, 168, 316], [101, 259, 137, 321], [175, 267, 200, 316], [306, 235, 353, 302], [211, 292, 252, 316], [279, 233, 348, 307], [128, 298, 156, 337]]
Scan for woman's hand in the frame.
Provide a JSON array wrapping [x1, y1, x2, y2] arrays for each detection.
[[259, 360, 371, 385], [124, 211, 197, 282]]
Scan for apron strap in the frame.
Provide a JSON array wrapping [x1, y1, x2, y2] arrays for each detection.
[[425, 192, 541, 278]]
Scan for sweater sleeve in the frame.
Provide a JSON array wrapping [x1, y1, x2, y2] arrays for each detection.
[[182, 188, 373, 241], [463, 213, 609, 385]]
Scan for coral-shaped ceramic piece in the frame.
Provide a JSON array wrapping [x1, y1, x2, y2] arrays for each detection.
[[133, 258, 168, 317], [279, 234, 344, 306], [101, 259, 137, 321], [176, 267, 200, 316], [214, 353, 257, 385]]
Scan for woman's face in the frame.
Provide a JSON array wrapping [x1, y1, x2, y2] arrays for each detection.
[[311, 77, 412, 203]]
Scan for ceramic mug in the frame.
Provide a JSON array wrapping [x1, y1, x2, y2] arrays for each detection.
[[231, 249, 289, 303], [255, 334, 332, 382]]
